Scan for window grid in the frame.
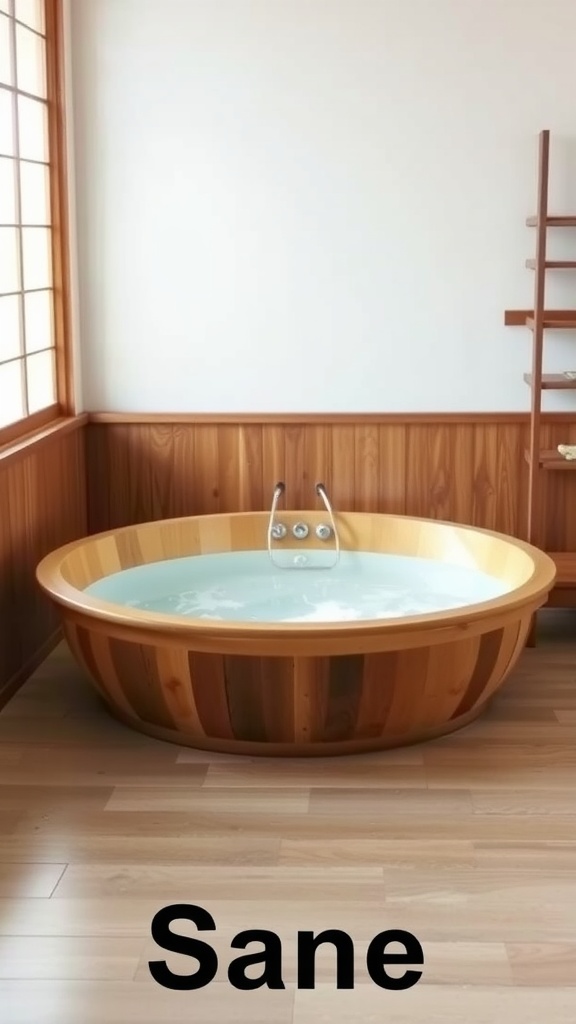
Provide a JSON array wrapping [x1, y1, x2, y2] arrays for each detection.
[[14, 3, 29, 417], [0, 0, 68, 443]]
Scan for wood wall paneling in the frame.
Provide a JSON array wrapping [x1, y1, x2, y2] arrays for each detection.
[[0, 426, 87, 704], [85, 418, 575, 553]]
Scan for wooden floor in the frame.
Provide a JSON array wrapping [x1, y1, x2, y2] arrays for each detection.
[[0, 612, 575, 1022]]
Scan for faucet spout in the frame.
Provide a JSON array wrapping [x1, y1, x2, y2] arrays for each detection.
[[267, 481, 288, 561], [314, 481, 340, 565]]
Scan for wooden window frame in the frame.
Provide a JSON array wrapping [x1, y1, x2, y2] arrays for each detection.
[[0, 0, 74, 448]]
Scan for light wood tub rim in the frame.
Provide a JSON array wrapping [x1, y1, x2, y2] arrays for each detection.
[[36, 511, 557, 642]]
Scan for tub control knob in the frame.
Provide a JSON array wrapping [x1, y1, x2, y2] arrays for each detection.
[[271, 523, 287, 540], [292, 522, 309, 540], [316, 523, 332, 541]]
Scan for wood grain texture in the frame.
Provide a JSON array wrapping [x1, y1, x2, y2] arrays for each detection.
[[36, 511, 554, 755], [84, 419, 576, 558], [62, 621, 530, 755], [0, 616, 575, 1022], [0, 424, 87, 706]]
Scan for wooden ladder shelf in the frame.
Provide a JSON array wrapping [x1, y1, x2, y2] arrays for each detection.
[[504, 129, 576, 606]]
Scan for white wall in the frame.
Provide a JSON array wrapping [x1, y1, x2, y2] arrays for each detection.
[[70, 0, 576, 413]]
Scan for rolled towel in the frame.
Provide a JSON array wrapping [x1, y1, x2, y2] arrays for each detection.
[[557, 444, 576, 460]]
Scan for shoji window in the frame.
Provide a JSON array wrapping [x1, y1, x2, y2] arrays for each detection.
[[0, 0, 71, 444]]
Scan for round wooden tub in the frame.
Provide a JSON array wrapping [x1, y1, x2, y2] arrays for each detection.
[[36, 512, 555, 756]]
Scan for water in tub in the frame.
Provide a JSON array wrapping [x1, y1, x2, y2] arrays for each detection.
[[84, 550, 510, 623]]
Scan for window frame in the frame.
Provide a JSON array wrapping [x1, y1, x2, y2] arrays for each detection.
[[0, 0, 74, 448]]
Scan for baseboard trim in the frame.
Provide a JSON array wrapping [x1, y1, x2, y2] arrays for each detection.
[[87, 410, 576, 425], [0, 629, 63, 711]]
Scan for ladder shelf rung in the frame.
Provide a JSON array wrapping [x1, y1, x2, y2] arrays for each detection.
[[525, 316, 576, 329], [504, 309, 576, 327], [523, 373, 576, 389], [526, 216, 576, 227], [524, 449, 576, 470], [525, 259, 576, 269]]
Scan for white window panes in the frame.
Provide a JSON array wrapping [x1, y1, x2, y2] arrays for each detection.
[[17, 93, 47, 161], [0, 226, 19, 292], [0, 13, 13, 87], [22, 225, 51, 289], [26, 345, 54, 412], [0, 87, 13, 155], [20, 158, 49, 223], [0, 2, 12, 15], [15, 0, 44, 35], [0, 357, 25, 427], [0, 292, 21, 360], [0, 156, 16, 222], [16, 23, 45, 98], [24, 287, 51, 351]]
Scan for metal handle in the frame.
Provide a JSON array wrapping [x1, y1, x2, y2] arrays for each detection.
[[316, 523, 332, 541], [292, 522, 309, 540]]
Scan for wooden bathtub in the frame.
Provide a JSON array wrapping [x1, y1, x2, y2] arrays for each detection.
[[36, 512, 556, 756]]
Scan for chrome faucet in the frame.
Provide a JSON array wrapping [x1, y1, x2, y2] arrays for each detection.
[[315, 482, 340, 561], [268, 481, 287, 542], [266, 479, 340, 569]]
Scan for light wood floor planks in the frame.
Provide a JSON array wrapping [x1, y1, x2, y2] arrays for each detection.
[[0, 611, 575, 1022]]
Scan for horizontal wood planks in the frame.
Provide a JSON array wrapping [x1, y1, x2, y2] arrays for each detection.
[[0, 425, 87, 705], [86, 419, 576, 552]]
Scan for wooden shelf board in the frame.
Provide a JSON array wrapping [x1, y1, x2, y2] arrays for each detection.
[[525, 259, 576, 270], [505, 309, 576, 328], [524, 372, 576, 389], [524, 448, 576, 470], [526, 216, 576, 227], [525, 316, 576, 329], [547, 552, 576, 586]]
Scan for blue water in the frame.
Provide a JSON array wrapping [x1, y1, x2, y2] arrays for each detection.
[[84, 550, 509, 623]]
